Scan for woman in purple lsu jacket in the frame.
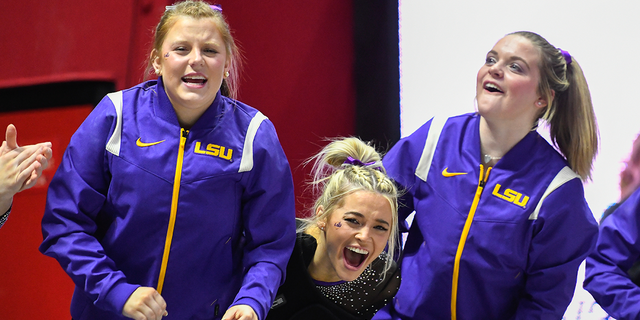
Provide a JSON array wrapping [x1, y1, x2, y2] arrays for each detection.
[[373, 31, 599, 319], [39, 2, 295, 320], [584, 183, 640, 318]]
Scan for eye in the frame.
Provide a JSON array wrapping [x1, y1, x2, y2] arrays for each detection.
[[344, 218, 359, 225], [203, 48, 219, 55], [174, 46, 189, 55], [374, 225, 389, 232], [509, 63, 523, 72], [485, 56, 497, 65]]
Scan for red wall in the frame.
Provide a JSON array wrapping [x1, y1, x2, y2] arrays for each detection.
[[0, 0, 354, 318], [0, 107, 94, 319], [218, 0, 356, 213]]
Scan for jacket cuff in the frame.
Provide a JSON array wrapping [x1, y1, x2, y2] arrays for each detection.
[[102, 282, 141, 315], [231, 298, 263, 320]]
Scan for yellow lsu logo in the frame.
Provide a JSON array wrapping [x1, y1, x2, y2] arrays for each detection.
[[492, 184, 529, 208], [194, 141, 233, 161]]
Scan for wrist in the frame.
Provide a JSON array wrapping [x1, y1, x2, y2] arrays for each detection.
[[0, 196, 13, 215]]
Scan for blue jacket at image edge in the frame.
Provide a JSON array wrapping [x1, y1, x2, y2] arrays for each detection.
[[584, 186, 640, 319], [373, 113, 598, 319], [39, 79, 296, 320]]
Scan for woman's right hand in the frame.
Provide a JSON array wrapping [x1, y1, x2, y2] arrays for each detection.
[[123, 287, 168, 320], [0, 124, 52, 196]]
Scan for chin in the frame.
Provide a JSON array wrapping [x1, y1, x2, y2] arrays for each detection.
[[338, 259, 370, 282], [338, 272, 360, 282]]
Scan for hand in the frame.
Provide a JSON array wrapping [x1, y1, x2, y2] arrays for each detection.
[[0, 124, 52, 193], [122, 287, 168, 320], [18, 143, 51, 192], [0, 125, 52, 213], [222, 305, 258, 320]]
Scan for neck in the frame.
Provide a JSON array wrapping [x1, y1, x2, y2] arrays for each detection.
[[306, 229, 341, 282], [173, 107, 206, 130], [479, 116, 532, 163]]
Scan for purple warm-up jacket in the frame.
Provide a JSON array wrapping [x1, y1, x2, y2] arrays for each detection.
[[584, 186, 640, 319], [374, 113, 597, 320], [39, 78, 296, 320]]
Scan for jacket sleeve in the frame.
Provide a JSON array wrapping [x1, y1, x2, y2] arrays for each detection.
[[382, 119, 436, 226], [232, 118, 296, 320], [39, 97, 139, 315], [583, 188, 640, 319], [514, 178, 598, 319]]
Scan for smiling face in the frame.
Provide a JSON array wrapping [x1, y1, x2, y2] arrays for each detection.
[[311, 190, 393, 282], [152, 16, 229, 128], [476, 35, 545, 126]]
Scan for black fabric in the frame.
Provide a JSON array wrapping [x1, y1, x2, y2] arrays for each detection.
[[266, 232, 400, 320], [0, 206, 11, 229]]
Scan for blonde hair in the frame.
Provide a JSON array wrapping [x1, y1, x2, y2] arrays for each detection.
[[299, 137, 399, 278], [145, 0, 241, 100], [510, 31, 598, 181]]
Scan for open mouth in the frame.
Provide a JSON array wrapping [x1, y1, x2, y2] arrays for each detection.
[[484, 82, 503, 93], [182, 75, 208, 85], [344, 246, 369, 269]]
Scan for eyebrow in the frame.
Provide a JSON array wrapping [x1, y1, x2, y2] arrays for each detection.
[[345, 211, 390, 226], [170, 39, 222, 46], [488, 50, 530, 69]]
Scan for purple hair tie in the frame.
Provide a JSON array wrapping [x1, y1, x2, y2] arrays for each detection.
[[558, 48, 572, 66], [343, 156, 383, 172]]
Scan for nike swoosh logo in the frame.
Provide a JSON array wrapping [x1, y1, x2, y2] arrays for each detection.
[[136, 137, 166, 147], [442, 167, 467, 177]]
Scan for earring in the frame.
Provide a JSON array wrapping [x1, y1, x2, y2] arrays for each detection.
[[537, 101, 543, 106], [154, 69, 160, 75], [225, 71, 230, 77]]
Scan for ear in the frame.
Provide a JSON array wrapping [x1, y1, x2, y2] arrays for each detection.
[[151, 49, 162, 75], [536, 89, 556, 109], [316, 206, 326, 230], [223, 58, 231, 78]]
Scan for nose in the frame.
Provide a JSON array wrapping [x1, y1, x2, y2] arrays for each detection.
[[189, 50, 204, 66], [355, 227, 371, 242], [488, 64, 503, 78]]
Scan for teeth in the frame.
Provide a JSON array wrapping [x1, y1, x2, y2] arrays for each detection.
[[347, 247, 369, 255], [485, 83, 502, 92], [183, 75, 206, 80]]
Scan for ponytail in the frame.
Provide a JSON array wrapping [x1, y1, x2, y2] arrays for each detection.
[[510, 31, 598, 180], [547, 59, 598, 181]]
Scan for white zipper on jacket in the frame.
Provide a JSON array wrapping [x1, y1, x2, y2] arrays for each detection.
[[157, 128, 188, 294]]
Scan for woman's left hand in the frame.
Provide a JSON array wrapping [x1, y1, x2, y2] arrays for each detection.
[[221, 305, 258, 320]]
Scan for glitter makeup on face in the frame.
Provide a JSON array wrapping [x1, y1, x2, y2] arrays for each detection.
[[334, 221, 342, 228], [164, 52, 170, 58]]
